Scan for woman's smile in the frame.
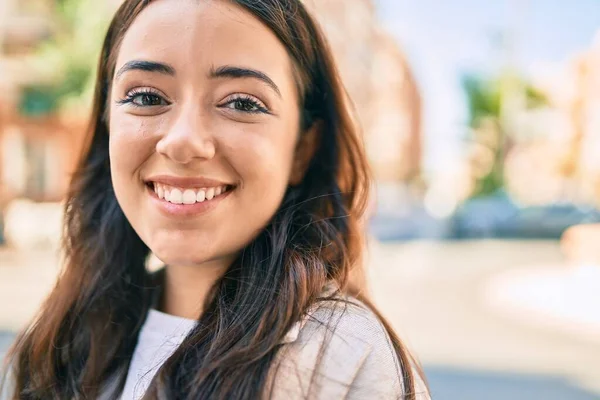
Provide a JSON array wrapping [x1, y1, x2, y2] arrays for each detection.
[[144, 175, 236, 217]]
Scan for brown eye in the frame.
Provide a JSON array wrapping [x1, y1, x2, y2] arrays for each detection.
[[117, 88, 170, 108], [232, 99, 259, 112], [132, 93, 166, 107], [221, 95, 268, 114]]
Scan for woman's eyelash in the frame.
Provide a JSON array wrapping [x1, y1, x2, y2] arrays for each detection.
[[117, 89, 169, 107], [221, 95, 270, 114], [116, 90, 268, 114]]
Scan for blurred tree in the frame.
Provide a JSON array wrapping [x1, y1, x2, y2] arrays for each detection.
[[462, 73, 548, 198], [19, 0, 113, 117]]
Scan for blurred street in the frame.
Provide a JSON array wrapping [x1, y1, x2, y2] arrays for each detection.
[[2, 240, 599, 399], [368, 240, 600, 399]]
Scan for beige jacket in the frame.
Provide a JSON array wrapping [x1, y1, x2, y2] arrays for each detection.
[[95, 291, 431, 400], [268, 296, 430, 400]]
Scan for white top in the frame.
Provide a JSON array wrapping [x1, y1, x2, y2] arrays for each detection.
[[103, 306, 302, 400], [119, 309, 197, 400]]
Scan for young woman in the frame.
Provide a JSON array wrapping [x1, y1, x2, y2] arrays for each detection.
[[3, 0, 429, 398]]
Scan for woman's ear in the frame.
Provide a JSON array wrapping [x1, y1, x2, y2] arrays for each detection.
[[289, 121, 321, 186]]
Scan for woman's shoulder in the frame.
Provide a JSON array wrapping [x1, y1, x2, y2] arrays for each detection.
[[299, 294, 394, 352], [270, 293, 425, 399]]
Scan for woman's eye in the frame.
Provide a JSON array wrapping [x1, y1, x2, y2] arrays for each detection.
[[130, 93, 166, 107], [117, 90, 169, 108], [222, 96, 268, 114]]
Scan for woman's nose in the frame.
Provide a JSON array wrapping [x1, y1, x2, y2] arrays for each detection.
[[155, 107, 216, 164]]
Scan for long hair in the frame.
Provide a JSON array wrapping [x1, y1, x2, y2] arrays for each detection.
[[3, 1, 423, 399]]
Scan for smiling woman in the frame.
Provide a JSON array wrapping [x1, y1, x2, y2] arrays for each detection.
[[2, 1, 429, 399]]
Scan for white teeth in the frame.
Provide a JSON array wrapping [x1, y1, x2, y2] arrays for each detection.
[[206, 188, 215, 200], [169, 188, 183, 204], [182, 189, 196, 204], [153, 183, 229, 204]]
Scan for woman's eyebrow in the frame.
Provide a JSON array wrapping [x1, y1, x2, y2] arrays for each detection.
[[210, 65, 281, 98], [115, 60, 176, 79]]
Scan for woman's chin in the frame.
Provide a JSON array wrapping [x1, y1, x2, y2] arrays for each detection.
[[147, 236, 205, 260], [153, 254, 209, 268], [151, 248, 236, 271]]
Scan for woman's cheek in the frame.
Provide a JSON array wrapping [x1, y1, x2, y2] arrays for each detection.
[[109, 115, 160, 174], [225, 129, 294, 192]]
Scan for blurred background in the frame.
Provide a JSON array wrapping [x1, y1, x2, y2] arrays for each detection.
[[1, 0, 599, 399]]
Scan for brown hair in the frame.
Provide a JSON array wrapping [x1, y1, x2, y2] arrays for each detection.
[[3, 1, 425, 398]]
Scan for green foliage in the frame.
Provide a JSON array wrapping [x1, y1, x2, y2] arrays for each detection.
[[19, 0, 113, 117], [474, 150, 505, 198], [462, 75, 502, 127], [19, 86, 58, 117], [463, 73, 548, 128], [525, 85, 549, 109], [462, 73, 548, 199]]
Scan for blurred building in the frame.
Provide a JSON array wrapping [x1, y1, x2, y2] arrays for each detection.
[[0, 0, 122, 213], [305, 0, 422, 183], [503, 31, 600, 206], [574, 34, 600, 205], [0, 0, 82, 207], [368, 30, 421, 182]]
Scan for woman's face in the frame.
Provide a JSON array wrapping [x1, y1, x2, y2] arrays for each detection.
[[109, 0, 309, 268]]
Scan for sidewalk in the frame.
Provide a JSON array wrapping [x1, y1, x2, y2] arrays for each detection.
[[0, 247, 61, 331], [366, 240, 600, 397]]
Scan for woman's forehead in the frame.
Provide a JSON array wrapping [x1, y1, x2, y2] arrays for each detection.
[[113, 0, 295, 91]]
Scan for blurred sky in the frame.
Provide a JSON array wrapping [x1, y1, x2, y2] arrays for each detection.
[[375, 0, 600, 176]]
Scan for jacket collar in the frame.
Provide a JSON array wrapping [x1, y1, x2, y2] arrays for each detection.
[[149, 273, 340, 345], [280, 281, 340, 344]]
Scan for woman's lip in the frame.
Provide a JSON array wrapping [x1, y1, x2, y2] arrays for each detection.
[[145, 175, 233, 189], [146, 184, 233, 217]]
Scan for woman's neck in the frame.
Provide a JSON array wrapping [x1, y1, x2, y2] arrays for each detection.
[[160, 259, 231, 319]]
